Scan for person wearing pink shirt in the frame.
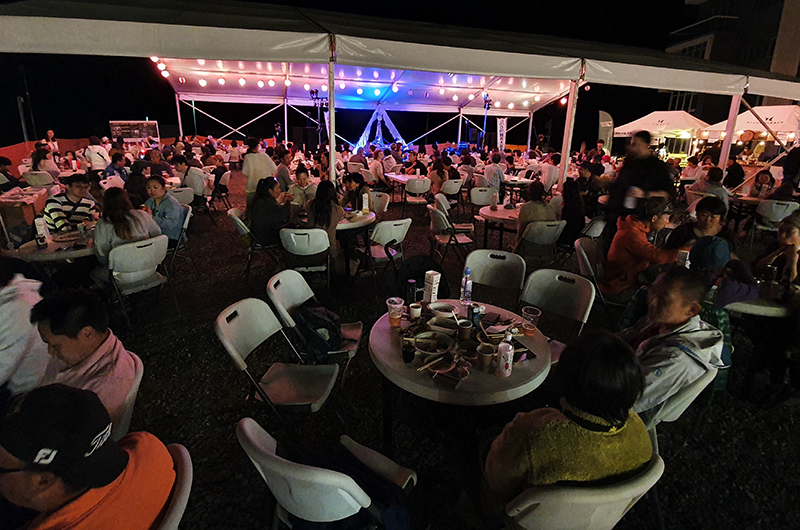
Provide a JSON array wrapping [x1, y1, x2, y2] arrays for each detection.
[[30, 289, 137, 428]]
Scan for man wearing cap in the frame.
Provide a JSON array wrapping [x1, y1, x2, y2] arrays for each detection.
[[42, 174, 98, 233], [29, 289, 136, 427], [0, 384, 175, 530]]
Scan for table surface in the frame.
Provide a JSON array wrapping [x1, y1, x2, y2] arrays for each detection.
[[387, 173, 423, 185], [336, 211, 376, 231], [16, 236, 95, 262], [725, 296, 790, 318], [479, 204, 520, 224], [369, 299, 552, 406]]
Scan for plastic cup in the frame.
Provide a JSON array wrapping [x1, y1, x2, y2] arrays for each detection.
[[386, 297, 404, 328], [477, 344, 495, 372], [409, 303, 422, 320], [521, 306, 541, 337], [458, 319, 473, 341]]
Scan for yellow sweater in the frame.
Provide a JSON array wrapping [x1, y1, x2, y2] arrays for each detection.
[[484, 401, 652, 506]]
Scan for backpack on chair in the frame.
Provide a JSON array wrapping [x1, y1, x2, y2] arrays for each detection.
[[293, 306, 343, 362]]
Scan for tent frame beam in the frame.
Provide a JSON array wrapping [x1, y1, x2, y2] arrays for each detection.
[[178, 99, 282, 140], [287, 103, 352, 146], [407, 114, 461, 146]]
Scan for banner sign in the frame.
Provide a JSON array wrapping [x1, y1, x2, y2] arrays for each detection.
[[497, 118, 508, 152], [109, 121, 159, 142], [598, 111, 614, 153]]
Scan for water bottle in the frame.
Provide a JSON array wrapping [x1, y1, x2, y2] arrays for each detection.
[[460, 267, 473, 305], [362, 192, 370, 213], [497, 332, 514, 378]]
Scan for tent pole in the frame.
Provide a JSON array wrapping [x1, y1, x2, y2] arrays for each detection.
[[284, 97, 289, 146], [741, 99, 789, 151], [719, 94, 741, 169], [526, 112, 533, 153], [175, 94, 183, 140], [328, 35, 337, 183], [559, 79, 579, 190], [457, 109, 463, 147]]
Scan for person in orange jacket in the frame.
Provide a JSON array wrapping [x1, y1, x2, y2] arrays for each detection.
[[600, 197, 679, 295]]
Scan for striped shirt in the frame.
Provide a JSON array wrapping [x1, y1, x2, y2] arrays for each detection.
[[44, 192, 98, 233]]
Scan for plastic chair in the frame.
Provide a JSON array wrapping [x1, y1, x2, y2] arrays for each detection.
[[441, 178, 464, 211], [464, 250, 526, 292], [215, 298, 339, 415], [581, 216, 606, 239], [749, 199, 800, 252], [435, 193, 473, 234], [108, 235, 179, 327], [99, 175, 125, 190], [236, 418, 382, 527], [428, 205, 473, 264], [212, 171, 232, 209], [506, 455, 665, 530], [110, 352, 143, 441], [202, 165, 216, 174], [279, 228, 331, 289], [17, 164, 30, 177], [347, 162, 365, 173], [363, 218, 412, 278], [155, 444, 194, 530], [370, 191, 390, 218], [518, 220, 567, 266], [402, 177, 431, 217], [519, 269, 596, 336], [169, 187, 194, 205], [22, 171, 55, 186], [360, 168, 376, 185], [227, 208, 280, 278], [574, 237, 621, 325], [267, 270, 362, 381], [166, 205, 199, 275]]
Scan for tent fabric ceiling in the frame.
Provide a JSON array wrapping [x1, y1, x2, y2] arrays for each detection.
[[0, 0, 798, 100], [614, 111, 710, 138], [702, 105, 800, 141]]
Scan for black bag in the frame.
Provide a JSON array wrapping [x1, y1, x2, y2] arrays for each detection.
[[294, 306, 343, 362]]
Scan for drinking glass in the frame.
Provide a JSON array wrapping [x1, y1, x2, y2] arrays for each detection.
[[521, 306, 541, 336], [386, 297, 404, 328]]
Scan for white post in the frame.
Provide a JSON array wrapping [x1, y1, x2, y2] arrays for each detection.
[[559, 80, 579, 190], [719, 94, 741, 169], [175, 94, 183, 140], [284, 97, 289, 146], [526, 111, 533, 153], [328, 35, 337, 183], [457, 109, 463, 147]]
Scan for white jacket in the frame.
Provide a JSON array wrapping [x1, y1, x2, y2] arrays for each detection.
[[0, 275, 49, 395], [621, 315, 723, 416], [84, 145, 111, 170]]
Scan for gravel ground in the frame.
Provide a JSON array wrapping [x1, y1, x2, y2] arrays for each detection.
[[114, 171, 800, 529]]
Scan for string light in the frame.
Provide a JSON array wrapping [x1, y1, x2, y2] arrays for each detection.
[[523, 100, 529, 107], [161, 70, 170, 78], [321, 84, 328, 91], [199, 78, 207, 87], [339, 82, 346, 90], [507, 102, 514, 109], [468, 94, 475, 100], [438, 88, 445, 95], [534, 95, 541, 102], [357, 87, 363, 95], [268, 79, 275, 87], [238, 77, 246, 86], [303, 83, 311, 91], [150, 56, 159, 62], [257, 80, 265, 88], [284, 78, 291, 87], [494, 101, 501, 108], [560, 97, 567, 105], [452, 94, 458, 101], [197, 59, 205, 65], [157, 63, 166, 71], [218, 77, 225, 85], [391, 84, 399, 93], [373, 71, 379, 79], [374, 88, 381, 96], [178, 76, 185, 84]]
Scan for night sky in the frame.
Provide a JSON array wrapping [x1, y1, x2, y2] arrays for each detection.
[[0, 0, 700, 154]]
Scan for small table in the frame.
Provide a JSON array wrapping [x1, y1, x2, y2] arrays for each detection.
[[725, 297, 790, 318], [369, 299, 552, 452], [16, 237, 95, 262], [336, 212, 376, 279], [479, 205, 519, 249]]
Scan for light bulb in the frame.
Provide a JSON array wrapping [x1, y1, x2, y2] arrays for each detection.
[[339, 82, 346, 90], [438, 88, 445, 95], [494, 101, 500, 108], [560, 97, 567, 105], [321, 84, 327, 91], [468, 94, 475, 100], [534, 95, 541, 102], [507, 102, 514, 109], [268, 79, 275, 87], [197, 59, 205, 65], [157, 63, 166, 70], [199, 78, 207, 87], [150, 56, 159, 62], [303, 83, 311, 91], [357, 87, 363, 95], [391, 84, 398, 93], [178, 76, 185, 84], [161, 70, 170, 78], [452, 94, 458, 101], [374, 88, 381, 96], [257, 80, 265, 88], [238, 77, 246, 86], [284, 78, 291, 87], [356, 69, 362, 77], [216, 60, 223, 68], [523, 100, 529, 107], [218, 77, 225, 85], [373, 71, 379, 78]]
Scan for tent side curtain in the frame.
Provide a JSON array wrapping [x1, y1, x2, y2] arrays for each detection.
[[335, 36, 583, 80], [747, 77, 800, 101], [584, 59, 748, 95], [0, 15, 330, 62]]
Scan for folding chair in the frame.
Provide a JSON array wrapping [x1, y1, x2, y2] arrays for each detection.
[[155, 444, 194, 530], [111, 352, 143, 441], [215, 298, 338, 416], [99, 175, 125, 190], [581, 216, 607, 239], [227, 208, 280, 278], [212, 170, 232, 209], [279, 228, 331, 290], [748, 199, 800, 252], [428, 205, 473, 264], [166, 205, 199, 275], [267, 270, 362, 384], [22, 171, 55, 186], [402, 177, 431, 217], [370, 191, 391, 220], [441, 178, 464, 214], [435, 193, 473, 234], [347, 162, 365, 173], [464, 249, 526, 293], [169, 187, 194, 205], [574, 237, 622, 326], [517, 220, 566, 267], [360, 218, 412, 282], [107, 235, 179, 327], [519, 269, 595, 336]]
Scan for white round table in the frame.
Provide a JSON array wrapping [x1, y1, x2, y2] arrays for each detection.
[[725, 297, 790, 318], [479, 205, 520, 249], [17, 237, 95, 262], [336, 211, 376, 231]]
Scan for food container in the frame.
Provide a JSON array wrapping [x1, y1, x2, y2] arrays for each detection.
[[428, 302, 457, 319]]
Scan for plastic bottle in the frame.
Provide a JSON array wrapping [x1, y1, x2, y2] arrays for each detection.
[[460, 267, 473, 305], [361, 192, 370, 213], [497, 332, 514, 378]]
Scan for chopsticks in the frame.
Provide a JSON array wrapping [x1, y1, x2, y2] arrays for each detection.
[[417, 355, 445, 372]]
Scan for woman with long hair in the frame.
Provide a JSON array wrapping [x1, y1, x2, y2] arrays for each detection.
[[557, 177, 586, 245], [31, 148, 61, 179], [428, 158, 447, 195], [306, 180, 344, 256], [249, 177, 293, 247], [94, 187, 161, 265]]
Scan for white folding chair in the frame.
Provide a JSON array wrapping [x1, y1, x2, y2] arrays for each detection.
[[99, 175, 125, 190], [749, 199, 800, 252], [169, 187, 194, 205], [684, 190, 712, 208], [370, 191, 390, 217], [111, 352, 143, 441], [267, 270, 362, 381], [435, 193, 473, 234], [202, 165, 216, 174], [519, 269, 595, 336], [347, 162, 365, 173], [428, 205, 473, 264], [155, 444, 194, 530], [498, 162, 508, 172], [506, 455, 664, 530], [464, 249, 526, 292], [22, 171, 55, 186], [581, 216, 606, 239], [441, 178, 464, 212], [402, 177, 431, 217], [363, 218, 412, 277], [17, 164, 30, 176], [227, 208, 280, 278], [574, 237, 622, 325], [212, 170, 232, 209], [215, 298, 338, 415], [359, 168, 376, 185], [518, 220, 567, 266], [237, 418, 414, 528], [108, 235, 179, 327], [167, 205, 199, 275], [279, 228, 331, 289]]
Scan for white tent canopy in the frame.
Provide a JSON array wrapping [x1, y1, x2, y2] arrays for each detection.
[[701, 105, 800, 142], [614, 111, 710, 138]]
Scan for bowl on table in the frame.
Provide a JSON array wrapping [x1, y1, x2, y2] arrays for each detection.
[[413, 331, 453, 357], [429, 302, 457, 319]]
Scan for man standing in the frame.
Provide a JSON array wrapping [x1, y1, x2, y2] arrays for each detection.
[[242, 138, 277, 207], [30, 289, 137, 427], [0, 384, 175, 530], [104, 153, 128, 181], [484, 154, 505, 198], [43, 174, 98, 233]]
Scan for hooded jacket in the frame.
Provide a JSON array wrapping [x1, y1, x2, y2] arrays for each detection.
[[600, 215, 679, 295], [620, 315, 724, 418], [0, 275, 49, 395]]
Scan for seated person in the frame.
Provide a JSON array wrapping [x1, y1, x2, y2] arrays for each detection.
[[30, 289, 138, 427], [690, 236, 757, 308], [340, 172, 374, 212], [305, 180, 344, 257], [0, 384, 175, 530], [619, 267, 724, 419], [208, 155, 229, 196], [31, 148, 61, 180], [767, 178, 795, 200], [0, 156, 25, 192], [484, 330, 652, 508], [749, 169, 775, 198], [600, 197, 679, 295], [172, 155, 212, 209], [141, 175, 184, 247], [94, 188, 161, 267], [104, 153, 128, 181], [557, 177, 587, 246], [755, 211, 800, 284], [404, 150, 427, 176], [688, 166, 729, 212], [147, 149, 173, 178], [369, 150, 389, 189], [664, 196, 734, 251], [513, 181, 556, 252], [0, 261, 49, 407], [288, 166, 317, 209], [249, 177, 294, 247], [123, 165, 149, 209], [273, 150, 293, 192], [43, 174, 98, 233]]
